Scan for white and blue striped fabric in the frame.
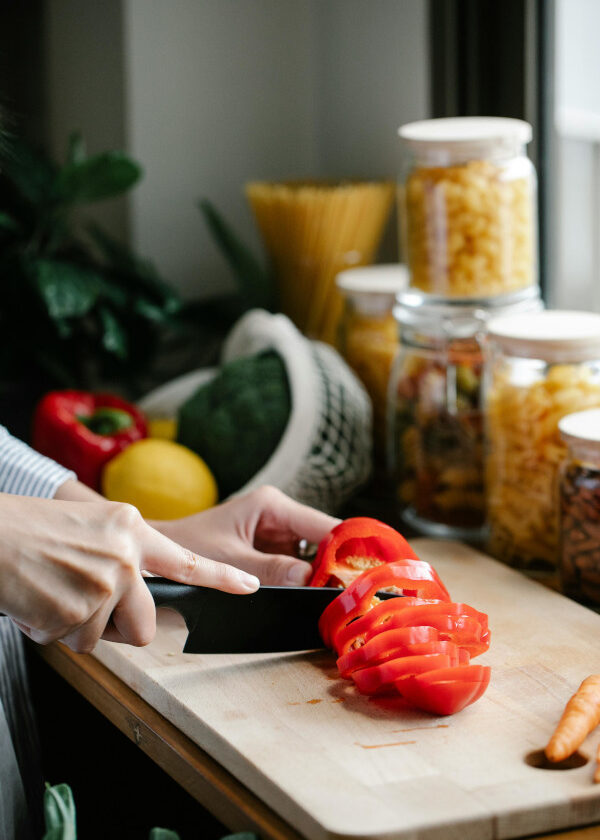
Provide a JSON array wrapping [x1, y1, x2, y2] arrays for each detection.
[[0, 425, 75, 497], [0, 425, 73, 838]]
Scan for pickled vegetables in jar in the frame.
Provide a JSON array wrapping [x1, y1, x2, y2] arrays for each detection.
[[390, 287, 542, 540]]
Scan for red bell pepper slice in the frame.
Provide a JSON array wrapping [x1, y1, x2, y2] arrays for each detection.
[[353, 649, 471, 696], [33, 390, 148, 490], [337, 629, 475, 679], [336, 626, 441, 677], [318, 560, 451, 650], [309, 517, 421, 588], [333, 597, 442, 656], [333, 598, 489, 658], [398, 665, 492, 716], [364, 608, 489, 658]]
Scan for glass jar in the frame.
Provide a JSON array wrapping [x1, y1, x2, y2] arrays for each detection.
[[558, 409, 600, 605], [389, 286, 542, 541], [485, 311, 600, 577], [398, 117, 538, 298], [336, 265, 409, 473]]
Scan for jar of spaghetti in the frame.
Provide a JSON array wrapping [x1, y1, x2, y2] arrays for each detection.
[[398, 117, 537, 298], [336, 264, 408, 472], [389, 286, 542, 541], [558, 409, 600, 605], [485, 311, 600, 577]]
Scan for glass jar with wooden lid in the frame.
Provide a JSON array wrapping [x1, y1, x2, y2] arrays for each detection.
[[398, 117, 537, 299], [558, 408, 600, 605], [389, 286, 542, 541], [485, 311, 600, 577]]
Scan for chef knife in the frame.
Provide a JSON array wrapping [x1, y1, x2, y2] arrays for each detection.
[[0, 581, 399, 653], [146, 577, 399, 654]]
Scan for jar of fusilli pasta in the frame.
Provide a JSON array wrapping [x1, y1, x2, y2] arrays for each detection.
[[485, 311, 600, 577], [398, 117, 537, 298]]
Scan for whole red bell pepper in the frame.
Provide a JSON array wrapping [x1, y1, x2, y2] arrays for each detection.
[[33, 390, 148, 490]]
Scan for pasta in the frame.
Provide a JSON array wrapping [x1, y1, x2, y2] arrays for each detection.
[[246, 181, 394, 343], [404, 160, 535, 297], [486, 364, 600, 573]]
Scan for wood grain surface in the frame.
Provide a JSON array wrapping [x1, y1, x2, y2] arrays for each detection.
[[89, 539, 600, 840]]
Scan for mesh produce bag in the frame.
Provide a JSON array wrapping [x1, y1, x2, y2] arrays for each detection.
[[222, 310, 372, 513]]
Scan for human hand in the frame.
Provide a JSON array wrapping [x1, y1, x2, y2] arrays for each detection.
[[0, 493, 259, 653], [153, 486, 340, 586]]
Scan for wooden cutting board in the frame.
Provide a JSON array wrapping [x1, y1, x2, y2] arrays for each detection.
[[92, 539, 600, 840]]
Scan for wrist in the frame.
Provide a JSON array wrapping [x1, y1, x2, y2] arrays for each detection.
[[53, 479, 103, 502]]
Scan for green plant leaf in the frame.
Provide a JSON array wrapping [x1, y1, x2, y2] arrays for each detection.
[[0, 211, 20, 233], [99, 305, 128, 358], [219, 833, 260, 840], [28, 258, 100, 320], [148, 829, 181, 840], [56, 151, 142, 204], [199, 198, 274, 311], [43, 782, 77, 840], [67, 131, 86, 165], [89, 223, 181, 314], [0, 136, 59, 207]]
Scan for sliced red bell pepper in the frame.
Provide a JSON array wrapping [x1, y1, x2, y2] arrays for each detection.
[[318, 560, 451, 650], [397, 665, 491, 716], [333, 597, 442, 656], [33, 390, 148, 490], [309, 517, 421, 588], [364, 608, 489, 658], [354, 647, 472, 696], [336, 630, 476, 679], [313, 519, 492, 716]]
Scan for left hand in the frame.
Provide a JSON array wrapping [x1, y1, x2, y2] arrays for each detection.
[[152, 486, 340, 586]]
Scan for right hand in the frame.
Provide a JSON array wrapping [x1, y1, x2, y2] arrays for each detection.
[[0, 493, 259, 653]]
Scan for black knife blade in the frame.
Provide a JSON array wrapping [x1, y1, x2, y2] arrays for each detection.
[[146, 578, 400, 654]]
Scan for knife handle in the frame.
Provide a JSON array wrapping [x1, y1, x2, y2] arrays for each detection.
[[144, 577, 200, 630]]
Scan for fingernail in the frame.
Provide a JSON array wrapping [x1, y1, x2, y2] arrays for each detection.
[[287, 563, 311, 586], [240, 573, 260, 592]]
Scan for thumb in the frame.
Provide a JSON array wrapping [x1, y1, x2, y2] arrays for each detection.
[[138, 522, 260, 594]]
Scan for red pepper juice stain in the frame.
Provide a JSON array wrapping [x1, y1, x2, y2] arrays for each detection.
[[355, 740, 418, 750], [391, 724, 449, 733]]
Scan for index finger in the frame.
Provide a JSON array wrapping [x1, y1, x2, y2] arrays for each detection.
[[138, 522, 259, 593]]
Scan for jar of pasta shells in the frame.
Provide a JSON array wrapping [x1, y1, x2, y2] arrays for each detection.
[[398, 117, 537, 298], [336, 264, 409, 474], [558, 409, 600, 605], [389, 286, 542, 541], [485, 311, 600, 577]]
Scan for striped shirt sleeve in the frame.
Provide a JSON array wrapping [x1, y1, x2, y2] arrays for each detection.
[[0, 426, 76, 499]]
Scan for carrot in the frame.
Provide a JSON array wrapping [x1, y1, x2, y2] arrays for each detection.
[[594, 742, 600, 784], [545, 674, 600, 763]]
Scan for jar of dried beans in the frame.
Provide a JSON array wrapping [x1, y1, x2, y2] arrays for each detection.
[[398, 117, 538, 299], [388, 286, 542, 541], [558, 409, 600, 605], [485, 311, 600, 577]]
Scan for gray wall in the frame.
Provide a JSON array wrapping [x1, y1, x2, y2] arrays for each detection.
[[44, 0, 430, 298]]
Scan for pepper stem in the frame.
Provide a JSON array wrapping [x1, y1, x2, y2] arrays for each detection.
[[78, 408, 134, 436]]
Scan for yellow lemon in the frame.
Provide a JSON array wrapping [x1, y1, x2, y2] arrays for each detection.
[[147, 417, 177, 441], [102, 439, 218, 520]]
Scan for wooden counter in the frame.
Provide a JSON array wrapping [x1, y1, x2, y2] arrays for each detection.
[[37, 540, 600, 840]]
